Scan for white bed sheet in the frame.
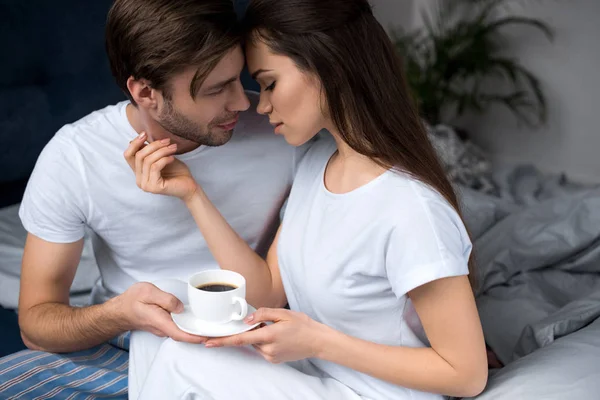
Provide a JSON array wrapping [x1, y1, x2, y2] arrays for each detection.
[[0, 203, 100, 309]]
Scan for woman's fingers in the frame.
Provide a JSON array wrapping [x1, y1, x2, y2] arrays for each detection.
[[141, 143, 178, 188], [205, 325, 272, 347], [136, 138, 171, 183], [124, 132, 147, 170], [146, 155, 176, 192], [252, 343, 279, 364]]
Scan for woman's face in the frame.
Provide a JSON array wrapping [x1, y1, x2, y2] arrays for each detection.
[[246, 39, 328, 146]]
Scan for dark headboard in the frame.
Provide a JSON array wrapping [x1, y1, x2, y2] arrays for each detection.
[[0, 0, 256, 208]]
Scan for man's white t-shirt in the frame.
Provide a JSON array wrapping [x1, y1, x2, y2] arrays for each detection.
[[19, 92, 298, 299], [278, 134, 472, 400]]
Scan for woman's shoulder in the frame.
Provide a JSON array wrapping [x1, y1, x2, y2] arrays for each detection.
[[379, 175, 472, 275], [381, 173, 467, 236], [384, 172, 453, 207]]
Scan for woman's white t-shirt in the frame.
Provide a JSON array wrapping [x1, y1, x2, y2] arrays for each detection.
[[278, 134, 472, 400]]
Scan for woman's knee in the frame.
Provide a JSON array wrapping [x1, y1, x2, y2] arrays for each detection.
[[159, 338, 202, 357], [158, 340, 266, 371], [156, 339, 227, 367]]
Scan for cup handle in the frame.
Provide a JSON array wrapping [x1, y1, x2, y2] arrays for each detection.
[[231, 297, 248, 321]]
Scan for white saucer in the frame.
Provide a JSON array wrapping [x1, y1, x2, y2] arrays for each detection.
[[171, 305, 260, 337]]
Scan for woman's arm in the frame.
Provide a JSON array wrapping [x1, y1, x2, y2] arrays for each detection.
[[184, 191, 287, 309], [123, 135, 287, 309], [317, 275, 488, 398], [207, 275, 487, 398]]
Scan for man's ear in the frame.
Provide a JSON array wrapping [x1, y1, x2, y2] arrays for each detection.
[[127, 77, 159, 109]]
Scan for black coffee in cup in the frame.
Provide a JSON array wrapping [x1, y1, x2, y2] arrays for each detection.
[[196, 282, 237, 292]]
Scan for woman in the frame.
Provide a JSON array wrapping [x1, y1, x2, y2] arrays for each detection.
[[125, 0, 488, 398]]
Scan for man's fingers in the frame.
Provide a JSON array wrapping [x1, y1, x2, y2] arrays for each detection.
[[169, 329, 208, 344], [153, 312, 207, 344], [487, 349, 503, 368], [151, 289, 184, 314], [148, 327, 167, 338]]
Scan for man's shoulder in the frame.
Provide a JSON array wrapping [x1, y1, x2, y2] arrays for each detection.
[[61, 101, 128, 136], [50, 101, 129, 148], [38, 102, 129, 167]]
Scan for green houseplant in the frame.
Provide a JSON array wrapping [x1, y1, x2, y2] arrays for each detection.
[[392, 0, 554, 128]]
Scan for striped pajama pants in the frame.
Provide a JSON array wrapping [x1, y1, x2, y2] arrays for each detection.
[[0, 334, 130, 399]]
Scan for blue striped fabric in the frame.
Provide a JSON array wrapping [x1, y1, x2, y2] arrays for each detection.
[[0, 333, 130, 399]]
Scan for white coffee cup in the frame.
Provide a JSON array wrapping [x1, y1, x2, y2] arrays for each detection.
[[187, 270, 248, 324]]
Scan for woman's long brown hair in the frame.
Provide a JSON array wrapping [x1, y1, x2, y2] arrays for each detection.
[[243, 0, 477, 289]]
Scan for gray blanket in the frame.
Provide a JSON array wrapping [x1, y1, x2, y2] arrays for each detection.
[[458, 173, 600, 366]]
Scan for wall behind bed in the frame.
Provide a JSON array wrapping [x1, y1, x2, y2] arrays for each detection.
[[370, 0, 600, 184]]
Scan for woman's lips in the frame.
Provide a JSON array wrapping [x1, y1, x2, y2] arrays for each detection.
[[271, 122, 283, 134]]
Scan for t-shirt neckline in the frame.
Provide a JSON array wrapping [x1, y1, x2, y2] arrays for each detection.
[[320, 150, 393, 199]]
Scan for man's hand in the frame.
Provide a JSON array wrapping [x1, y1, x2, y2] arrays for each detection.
[[487, 347, 503, 369], [115, 282, 207, 344], [124, 132, 198, 201]]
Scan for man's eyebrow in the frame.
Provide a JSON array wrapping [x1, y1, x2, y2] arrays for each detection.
[[251, 69, 272, 80], [204, 77, 237, 92]]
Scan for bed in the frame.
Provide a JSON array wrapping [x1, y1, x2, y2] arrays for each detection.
[[426, 123, 600, 399], [1, 134, 599, 398], [467, 196, 600, 398], [458, 173, 600, 399]]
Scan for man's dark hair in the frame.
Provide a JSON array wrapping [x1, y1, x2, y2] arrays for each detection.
[[106, 0, 240, 105]]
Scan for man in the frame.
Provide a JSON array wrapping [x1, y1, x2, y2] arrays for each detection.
[[0, 0, 298, 397]]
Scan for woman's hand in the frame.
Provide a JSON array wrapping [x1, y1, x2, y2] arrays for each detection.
[[204, 308, 331, 364], [124, 132, 198, 201]]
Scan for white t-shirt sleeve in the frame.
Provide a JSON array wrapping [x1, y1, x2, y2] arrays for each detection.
[[385, 188, 472, 297], [19, 133, 88, 243]]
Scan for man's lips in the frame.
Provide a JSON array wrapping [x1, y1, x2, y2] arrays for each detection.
[[217, 116, 239, 129]]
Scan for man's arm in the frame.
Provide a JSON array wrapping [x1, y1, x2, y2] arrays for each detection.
[[18, 234, 206, 353]]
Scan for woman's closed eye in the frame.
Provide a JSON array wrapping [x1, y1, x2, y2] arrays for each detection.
[[265, 81, 276, 92]]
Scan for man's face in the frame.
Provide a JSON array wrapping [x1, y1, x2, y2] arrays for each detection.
[[156, 46, 250, 147]]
